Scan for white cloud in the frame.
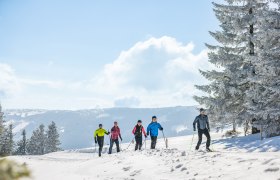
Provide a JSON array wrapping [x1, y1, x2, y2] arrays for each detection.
[[0, 63, 22, 97], [20, 79, 64, 89], [114, 96, 141, 107], [88, 36, 213, 107], [1, 36, 215, 109]]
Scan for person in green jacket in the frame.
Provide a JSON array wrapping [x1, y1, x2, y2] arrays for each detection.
[[94, 124, 110, 157]]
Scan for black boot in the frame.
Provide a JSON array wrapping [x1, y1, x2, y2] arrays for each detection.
[[99, 148, 102, 157], [206, 147, 212, 152]]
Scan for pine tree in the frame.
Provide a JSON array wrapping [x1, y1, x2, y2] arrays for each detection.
[[45, 121, 61, 153], [0, 104, 14, 156], [194, 0, 266, 132], [27, 124, 46, 155], [0, 127, 8, 156], [0, 124, 14, 156], [0, 104, 4, 135], [245, 2, 280, 137], [7, 124, 14, 155], [15, 129, 27, 155], [0, 104, 5, 156]]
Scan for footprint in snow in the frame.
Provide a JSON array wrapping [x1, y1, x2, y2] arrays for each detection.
[[175, 164, 183, 169], [181, 167, 187, 171], [123, 167, 132, 171], [211, 154, 221, 158], [264, 167, 279, 172], [238, 158, 257, 163], [262, 159, 274, 165], [130, 170, 142, 176]]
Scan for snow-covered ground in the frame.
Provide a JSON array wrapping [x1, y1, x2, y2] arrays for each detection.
[[9, 133, 280, 180]]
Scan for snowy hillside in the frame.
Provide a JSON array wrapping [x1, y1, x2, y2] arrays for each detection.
[[9, 133, 280, 180], [4, 106, 198, 149]]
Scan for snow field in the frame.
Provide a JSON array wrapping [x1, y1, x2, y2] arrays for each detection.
[[9, 133, 280, 180]]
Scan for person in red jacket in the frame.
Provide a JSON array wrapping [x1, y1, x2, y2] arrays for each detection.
[[132, 120, 147, 151], [108, 121, 122, 154]]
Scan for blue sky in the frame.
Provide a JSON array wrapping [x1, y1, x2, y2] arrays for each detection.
[[0, 0, 219, 109]]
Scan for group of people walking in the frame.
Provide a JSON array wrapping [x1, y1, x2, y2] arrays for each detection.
[[94, 108, 211, 157]]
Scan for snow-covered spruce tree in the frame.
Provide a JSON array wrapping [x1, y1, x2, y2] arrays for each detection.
[[7, 124, 14, 155], [45, 121, 61, 153], [0, 104, 4, 134], [0, 104, 14, 156], [0, 127, 9, 156], [15, 129, 27, 155], [27, 124, 46, 155], [194, 0, 266, 132], [0, 104, 5, 156], [0, 124, 14, 156], [245, 2, 280, 137]]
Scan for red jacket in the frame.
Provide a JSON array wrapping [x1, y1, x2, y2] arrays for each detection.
[[110, 126, 121, 140], [132, 125, 147, 137]]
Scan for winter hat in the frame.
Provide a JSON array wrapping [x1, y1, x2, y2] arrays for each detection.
[[137, 120, 142, 123], [152, 116, 157, 119], [99, 124, 102, 127], [200, 108, 205, 112]]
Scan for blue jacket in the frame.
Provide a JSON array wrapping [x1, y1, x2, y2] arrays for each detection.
[[193, 115, 209, 130], [147, 122, 163, 137]]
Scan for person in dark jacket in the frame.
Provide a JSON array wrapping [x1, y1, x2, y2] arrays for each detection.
[[193, 108, 211, 151], [94, 124, 110, 157], [147, 116, 163, 149], [108, 121, 122, 154], [132, 120, 147, 151]]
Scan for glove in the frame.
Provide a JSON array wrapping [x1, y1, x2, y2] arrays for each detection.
[[193, 128, 196, 131], [147, 132, 149, 136], [94, 138, 97, 144], [120, 137, 123, 141], [145, 135, 147, 138], [159, 127, 163, 131], [107, 132, 110, 135], [208, 128, 210, 132]]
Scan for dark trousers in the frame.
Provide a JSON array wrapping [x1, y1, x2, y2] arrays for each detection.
[[135, 136, 143, 150], [196, 129, 211, 149], [109, 139, 120, 154], [151, 136, 157, 149], [97, 136, 104, 157]]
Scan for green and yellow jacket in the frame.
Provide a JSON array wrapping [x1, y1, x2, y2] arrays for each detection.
[[94, 128, 109, 138]]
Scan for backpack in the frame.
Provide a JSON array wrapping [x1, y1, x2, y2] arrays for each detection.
[[134, 125, 142, 137]]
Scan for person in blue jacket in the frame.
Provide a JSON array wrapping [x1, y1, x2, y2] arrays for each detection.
[[147, 116, 163, 149]]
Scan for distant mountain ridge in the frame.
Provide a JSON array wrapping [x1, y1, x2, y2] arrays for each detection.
[[4, 106, 198, 149]]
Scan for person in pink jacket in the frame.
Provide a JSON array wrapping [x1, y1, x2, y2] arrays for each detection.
[[109, 121, 122, 154], [132, 120, 147, 151]]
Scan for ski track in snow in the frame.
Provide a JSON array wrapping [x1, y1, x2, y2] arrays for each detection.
[[9, 133, 280, 180]]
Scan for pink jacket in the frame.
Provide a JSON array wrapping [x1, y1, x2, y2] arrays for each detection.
[[111, 126, 121, 140]]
